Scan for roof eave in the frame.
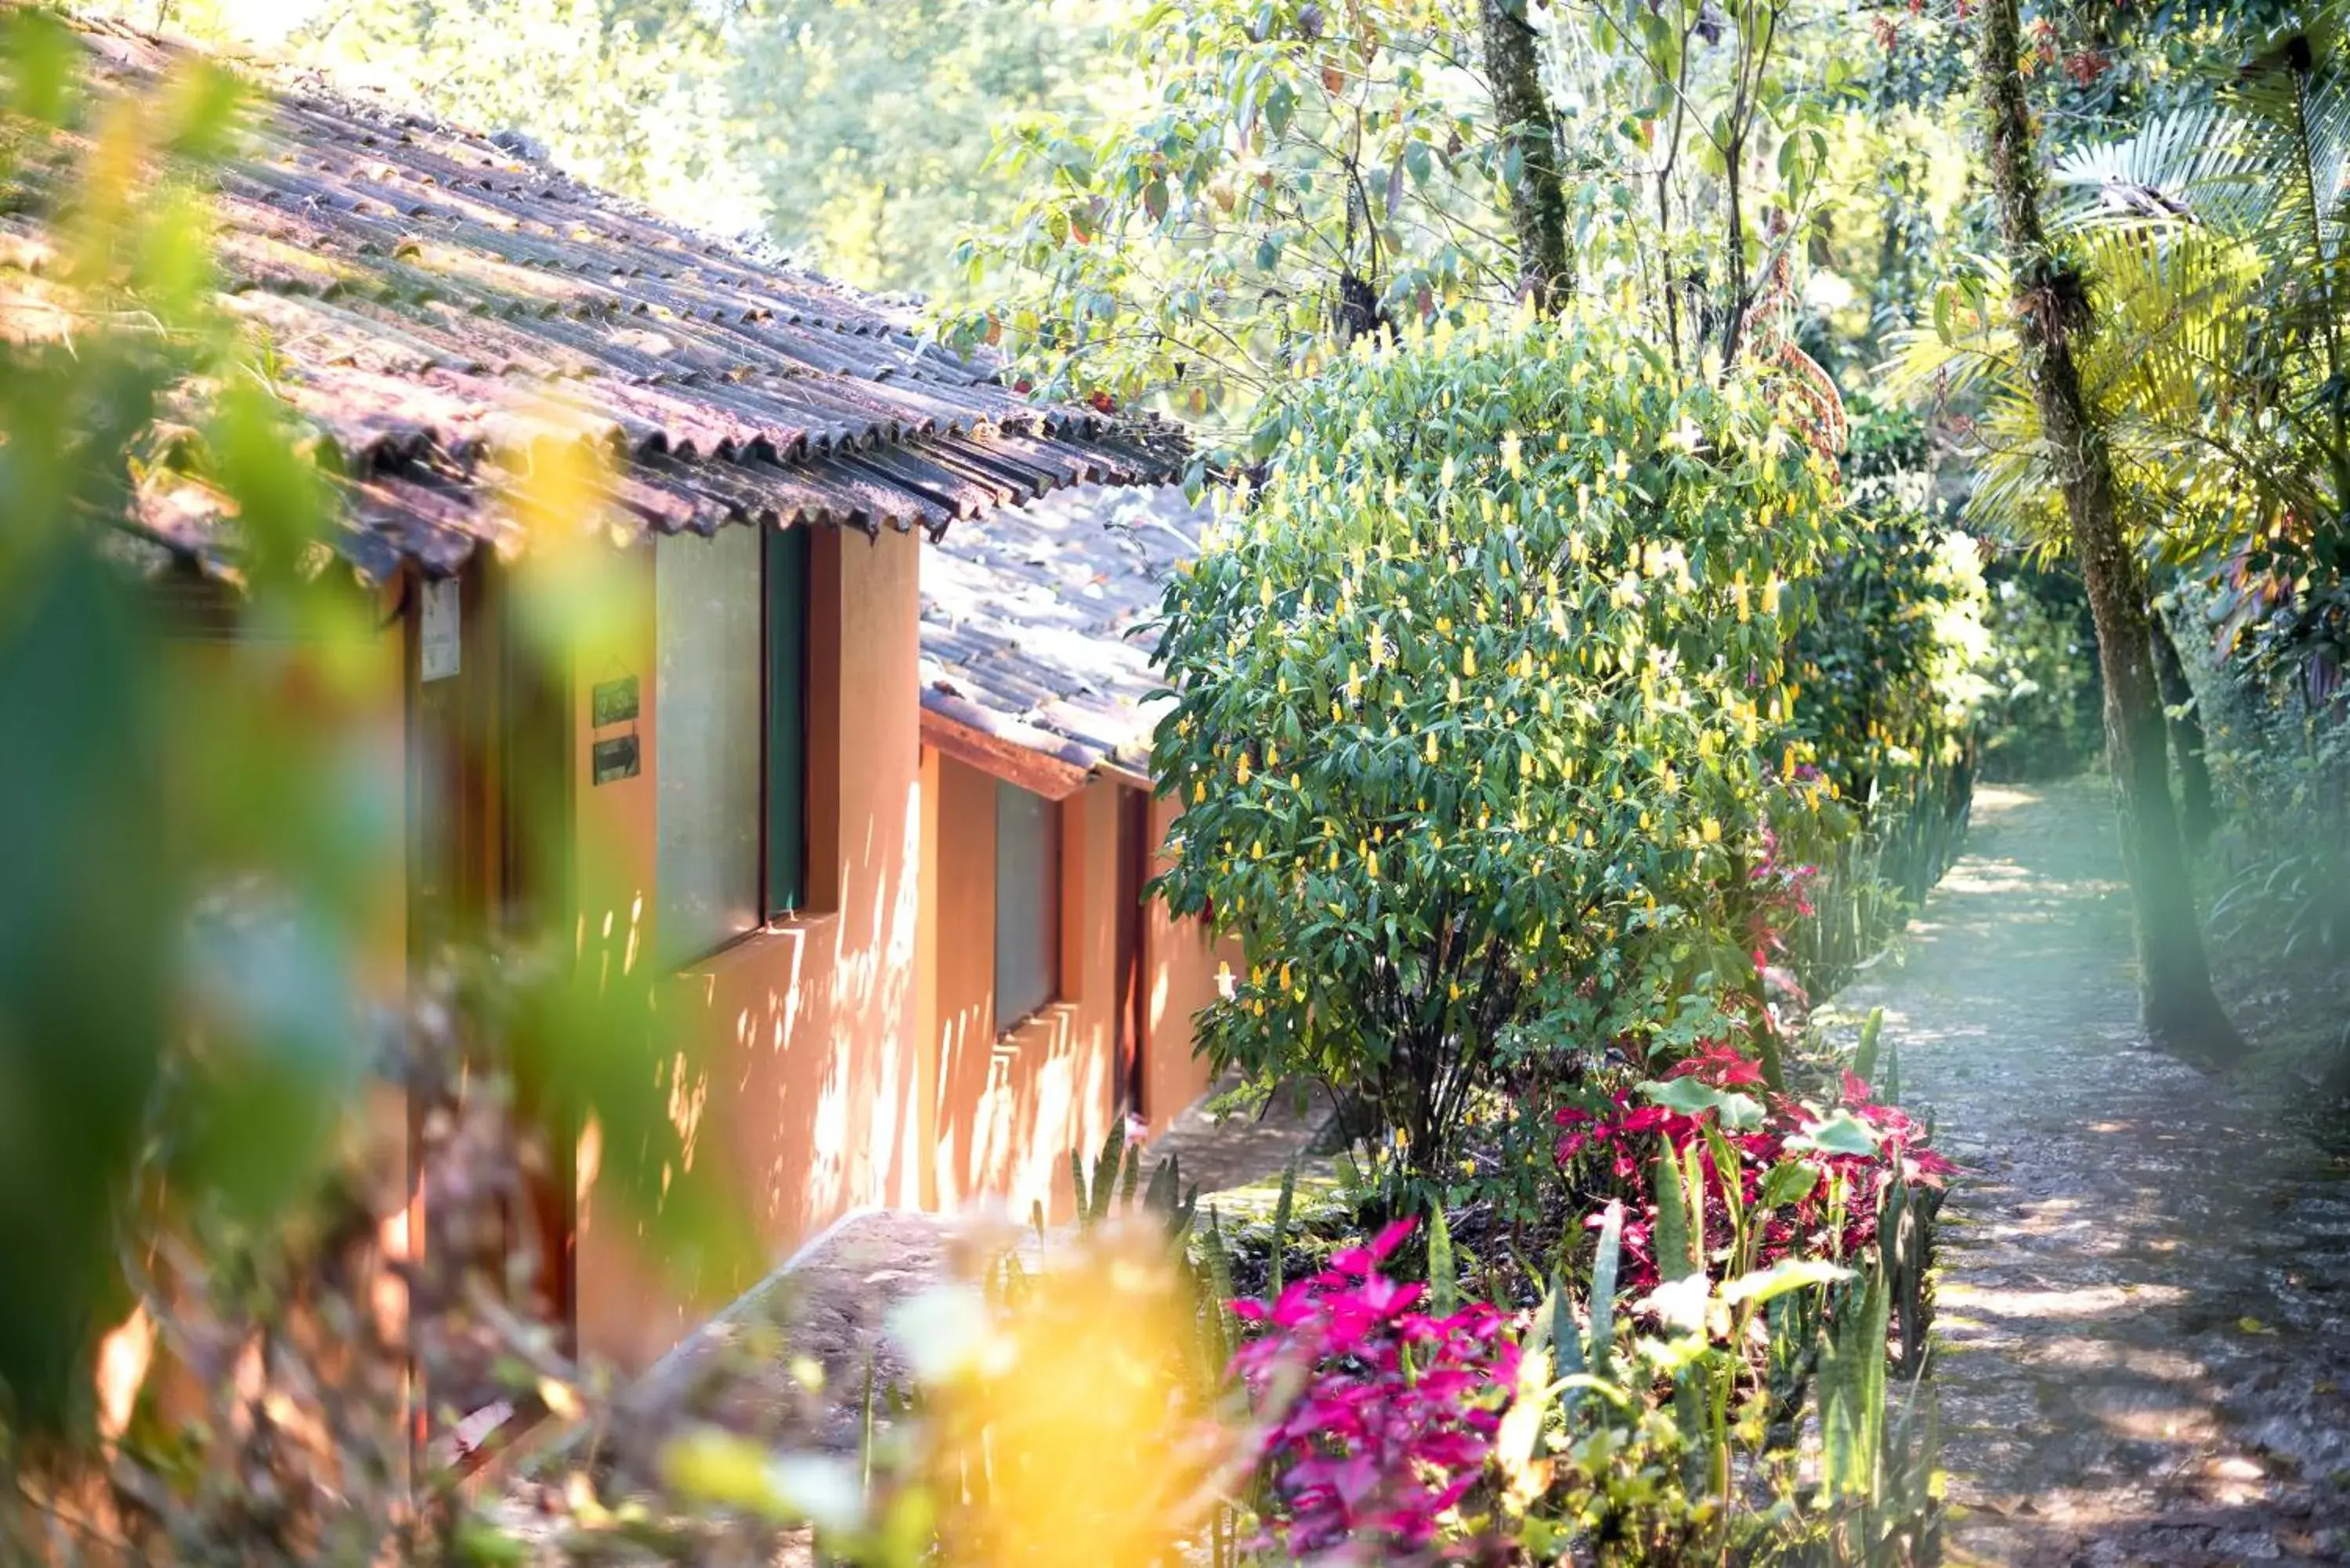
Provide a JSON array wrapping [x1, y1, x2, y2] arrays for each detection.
[[918, 690, 1099, 800]]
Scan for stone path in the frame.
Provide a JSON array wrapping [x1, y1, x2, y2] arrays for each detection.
[[1145, 1075, 1334, 1198], [1825, 779, 2350, 1566], [608, 1092, 1328, 1467]]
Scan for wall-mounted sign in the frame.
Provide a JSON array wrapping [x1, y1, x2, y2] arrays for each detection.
[[591, 674, 640, 728], [591, 734, 640, 786], [420, 576, 461, 682]]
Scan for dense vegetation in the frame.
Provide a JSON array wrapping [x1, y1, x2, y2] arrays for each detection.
[[7, 0, 2350, 1563], [1153, 315, 1847, 1188]]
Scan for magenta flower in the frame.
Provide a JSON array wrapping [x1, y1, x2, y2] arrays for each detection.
[[1231, 1222, 1520, 1560], [1551, 1038, 1951, 1294]]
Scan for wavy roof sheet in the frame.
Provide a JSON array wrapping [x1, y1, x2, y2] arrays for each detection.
[[920, 484, 1207, 783], [4, 19, 1184, 580]]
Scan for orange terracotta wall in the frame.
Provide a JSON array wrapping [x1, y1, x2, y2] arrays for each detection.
[[1142, 790, 1231, 1133], [568, 522, 1235, 1371], [922, 757, 1122, 1223], [573, 525, 932, 1369]]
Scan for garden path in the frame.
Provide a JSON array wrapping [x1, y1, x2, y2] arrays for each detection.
[[1824, 778, 2350, 1566]]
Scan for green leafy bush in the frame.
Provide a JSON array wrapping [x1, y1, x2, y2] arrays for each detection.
[[1794, 519, 1987, 816], [1782, 498, 1990, 990], [1149, 313, 1846, 1186]]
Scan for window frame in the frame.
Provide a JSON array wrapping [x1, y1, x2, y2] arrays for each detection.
[[992, 781, 1063, 1032], [763, 522, 812, 920], [653, 522, 817, 970]]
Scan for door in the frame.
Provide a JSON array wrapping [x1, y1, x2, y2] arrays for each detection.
[[406, 557, 576, 1463], [1113, 786, 1152, 1122]]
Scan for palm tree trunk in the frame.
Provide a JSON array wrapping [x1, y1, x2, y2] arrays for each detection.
[[2146, 597, 2218, 851], [1978, 0, 2242, 1060], [1480, 0, 1571, 306]]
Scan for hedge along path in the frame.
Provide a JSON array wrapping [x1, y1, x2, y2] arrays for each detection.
[[1821, 778, 2350, 1566]]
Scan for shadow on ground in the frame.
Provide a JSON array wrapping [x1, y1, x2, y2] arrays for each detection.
[[1824, 779, 2350, 1566]]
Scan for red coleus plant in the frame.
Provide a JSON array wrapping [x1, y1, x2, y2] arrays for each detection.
[[1230, 1221, 1520, 1562], [1555, 1044, 1952, 1296]]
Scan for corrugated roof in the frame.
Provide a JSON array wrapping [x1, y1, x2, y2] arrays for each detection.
[[919, 483, 1206, 782], [3, 19, 1185, 581]]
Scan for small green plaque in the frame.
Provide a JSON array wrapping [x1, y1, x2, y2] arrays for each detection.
[[592, 674, 639, 728]]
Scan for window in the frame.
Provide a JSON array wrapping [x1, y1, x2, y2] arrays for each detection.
[[993, 782, 1060, 1028], [764, 525, 811, 915], [655, 524, 812, 966]]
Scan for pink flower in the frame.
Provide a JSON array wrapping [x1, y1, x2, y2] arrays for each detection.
[[1553, 1044, 1952, 1296], [1230, 1222, 1519, 1558], [1670, 1041, 1769, 1089]]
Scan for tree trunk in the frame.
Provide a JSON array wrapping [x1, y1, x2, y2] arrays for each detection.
[[2146, 596, 2218, 851], [1978, 0, 2243, 1061], [1480, 0, 1571, 306]]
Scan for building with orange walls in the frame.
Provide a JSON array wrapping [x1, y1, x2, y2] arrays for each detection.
[[566, 493, 1227, 1370], [915, 485, 1228, 1223], [45, 20, 1227, 1382]]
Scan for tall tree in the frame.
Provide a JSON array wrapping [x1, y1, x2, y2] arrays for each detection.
[[2146, 596, 2218, 851], [1479, 0, 1570, 305], [1976, 0, 2241, 1059]]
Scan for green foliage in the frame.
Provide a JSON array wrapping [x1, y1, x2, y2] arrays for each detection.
[[1774, 406, 1991, 986], [1976, 565, 2103, 781], [1068, 1120, 1200, 1240], [0, 13, 376, 1431], [243, 0, 1126, 294], [0, 18, 749, 1447], [942, 0, 1509, 425], [1150, 313, 1845, 1183], [290, 0, 757, 231], [2181, 576, 2350, 966], [727, 0, 1128, 291], [1491, 1156, 1939, 1562], [945, 0, 1862, 443], [1893, 5, 2350, 687], [1791, 503, 1989, 815]]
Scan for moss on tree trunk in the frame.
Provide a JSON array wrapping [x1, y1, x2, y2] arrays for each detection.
[[1480, 0, 1571, 306], [1976, 0, 2242, 1061], [2146, 599, 2218, 851]]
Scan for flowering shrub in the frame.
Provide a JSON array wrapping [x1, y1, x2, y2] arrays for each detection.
[[1150, 312, 1849, 1185], [1230, 1221, 1519, 1559], [1555, 1045, 1951, 1296]]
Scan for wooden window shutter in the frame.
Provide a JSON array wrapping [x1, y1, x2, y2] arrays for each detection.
[[765, 523, 812, 916]]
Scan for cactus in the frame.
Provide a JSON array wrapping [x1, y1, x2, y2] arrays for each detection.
[[1588, 1200, 1624, 1375], [1427, 1198, 1458, 1317], [1653, 1145, 1701, 1282], [1086, 1120, 1126, 1227], [1065, 1128, 1198, 1242], [1267, 1157, 1297, 1297], [1853, 1005, 1886, 1085], [1820, 1253, 1891, 1498]]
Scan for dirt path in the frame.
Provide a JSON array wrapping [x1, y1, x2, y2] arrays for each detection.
[[1826, 779, 2350, 1566]]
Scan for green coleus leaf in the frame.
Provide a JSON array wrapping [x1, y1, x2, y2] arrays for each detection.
[[1719, 1257, 1853, 1308], [1788, 1109, 1881, 1158], [1759, 1159, 1821, 1210], [1638, 1075, 1766, 1132]]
